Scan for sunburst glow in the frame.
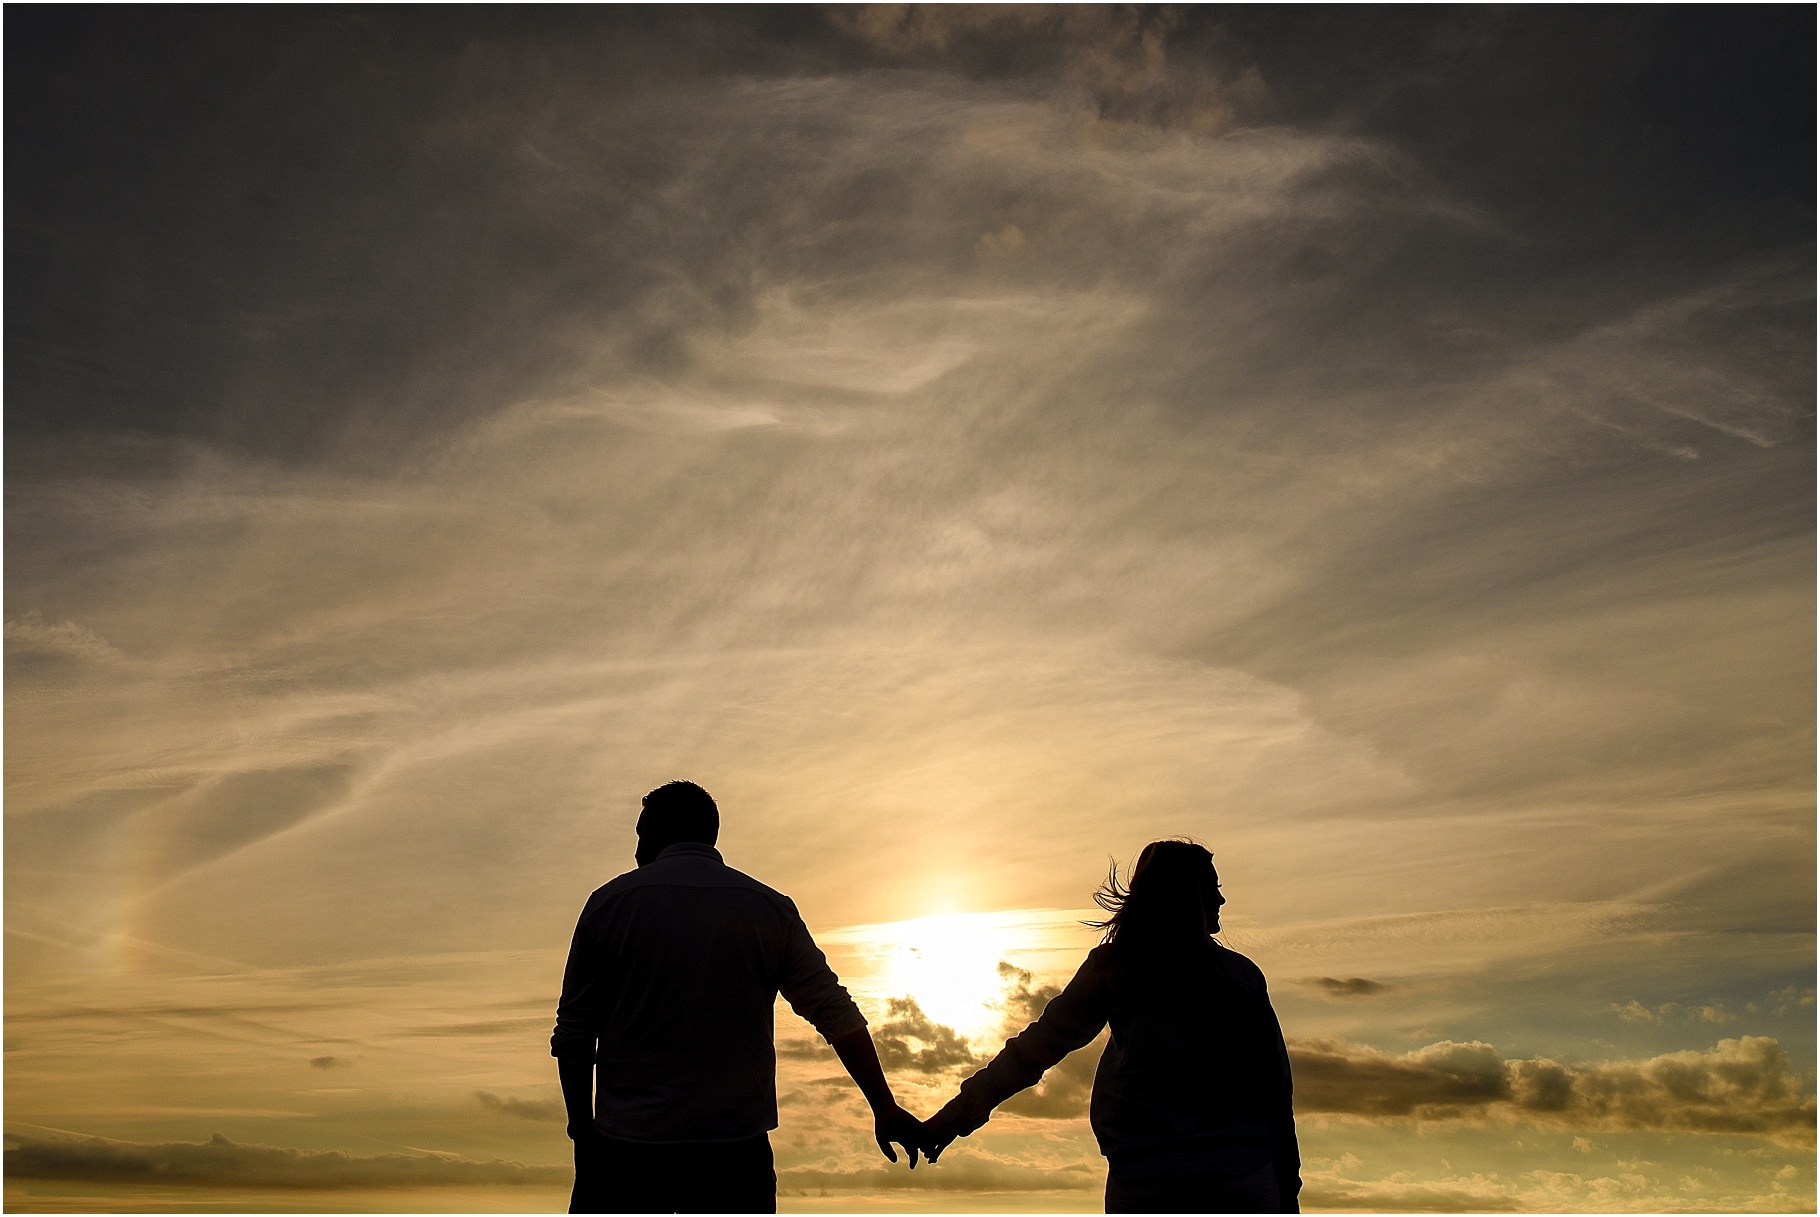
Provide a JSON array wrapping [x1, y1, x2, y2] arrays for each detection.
[[821, 908, 1095, 1042], [877, 913, 1018, 1039]]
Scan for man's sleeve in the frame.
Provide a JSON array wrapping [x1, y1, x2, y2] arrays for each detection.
[[551, 909, 604, 1059], [776, 903, 868, 1042], [937, 951, 1112, 1137]]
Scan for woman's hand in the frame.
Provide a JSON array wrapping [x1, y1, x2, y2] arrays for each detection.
[[920, 1109, 959, 1163]]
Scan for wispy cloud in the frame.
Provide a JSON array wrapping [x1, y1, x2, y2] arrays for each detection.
[[474, 1091, 563, 1122], [5, 613, 124, 665], [3, 1132, 564, 1190], [827, 3, 1272, 136]]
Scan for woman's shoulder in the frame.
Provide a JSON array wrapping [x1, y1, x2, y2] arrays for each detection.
[[1208, 940, 1269, 989]]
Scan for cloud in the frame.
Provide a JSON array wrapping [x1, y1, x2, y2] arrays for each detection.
[[1249, 902, 1658, 980], [1443, 255, 1813, 471], [1304, 1172, 1523, 1213], [1750, 987, 1816, 1018], [975, 223, 1027, 261], [873, 996, 981, 1074], [5, 613, 123, 663], [475, 1090, 564, 1122], [1291, 1035, 1816, 1146], [3, 1132, 564, 1190], [1612, 999, 1737, 1025], [991, 960, 1063, 1024], [826, 964, 1103, 1117], [4, 612, 134, 700], [823, 4, 1270, 135], [1309, 976, 1391, 999], [405, 1018, 549, 1038], [1566, 1037, 1815, 1143], [7, 994, 344, 1067], [1301, 1153, 1816, 1214], [782, 1150, 1097, 1194], [1295, 1038, 1510, 1115], [777, 1033, 835, 1061], [979, 961, 1103, 1120], [998, 1035, 1103, 1120], [133, 764, 357, 883]]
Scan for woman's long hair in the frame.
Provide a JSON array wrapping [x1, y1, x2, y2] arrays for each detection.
[[1084, 838, 1220, 959]]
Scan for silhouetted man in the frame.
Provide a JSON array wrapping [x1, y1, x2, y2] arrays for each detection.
[[553, 780, 923, 1213]]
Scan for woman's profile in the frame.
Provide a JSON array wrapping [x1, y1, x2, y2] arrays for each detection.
[[923, 840, 1301, 1213]]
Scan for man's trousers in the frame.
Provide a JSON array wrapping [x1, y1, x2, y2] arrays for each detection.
[[570, 1130, 775, 1214]]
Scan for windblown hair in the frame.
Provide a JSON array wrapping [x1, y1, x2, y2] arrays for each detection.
[[1085, 839, 1220, 957]]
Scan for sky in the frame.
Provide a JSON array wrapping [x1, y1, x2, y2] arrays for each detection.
[[5, 5, 1814, 1212]]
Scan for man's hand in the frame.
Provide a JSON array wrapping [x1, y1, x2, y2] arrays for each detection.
[[829, 1028, 928, 1169], [873, 1101, 925, 1169], [921, 1110, 959, 1163], [557, 1053, 596, 1141]]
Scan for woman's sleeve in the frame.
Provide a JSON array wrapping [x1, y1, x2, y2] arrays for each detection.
[[1261, 987, 1302, 1213], [936, 951, 1112, 1137]]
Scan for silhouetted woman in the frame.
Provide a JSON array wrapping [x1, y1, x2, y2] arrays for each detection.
[[924, 840, 1300, 1213]]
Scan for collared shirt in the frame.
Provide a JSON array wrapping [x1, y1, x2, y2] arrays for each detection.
[[937, 939, 1300, 1195], [551, 842, 867, 1142]]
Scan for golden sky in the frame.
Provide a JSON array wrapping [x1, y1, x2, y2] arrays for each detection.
[[6, 6, 1814, 1212]]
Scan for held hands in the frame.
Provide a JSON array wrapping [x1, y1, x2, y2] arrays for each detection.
[[919, 1110, 959, 1163], [872, 1101, 926, 1169], [871, 1103, 961, 1168]]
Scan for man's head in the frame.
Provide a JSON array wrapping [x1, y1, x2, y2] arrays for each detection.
[[635, 780, 720, 866]]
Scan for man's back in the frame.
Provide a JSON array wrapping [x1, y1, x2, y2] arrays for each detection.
[[554, 782, 923, 1214], [553, 842, 865, 1142]]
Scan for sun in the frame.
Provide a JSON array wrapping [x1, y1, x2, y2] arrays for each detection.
[[818, 907, 1092, 1043], [875, 912, 1019, 1040]]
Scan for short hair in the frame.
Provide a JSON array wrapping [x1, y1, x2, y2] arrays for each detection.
[[638, 780, 719, 846]]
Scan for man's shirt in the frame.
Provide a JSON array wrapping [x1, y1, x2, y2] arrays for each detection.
[[551, 842, 867, 1142]]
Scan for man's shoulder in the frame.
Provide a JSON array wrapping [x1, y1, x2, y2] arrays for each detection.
[[671, 858, 799, 907], [581, 852, 799, 913], [718, 863, 797, 905], [582, 867, 638, 902]]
